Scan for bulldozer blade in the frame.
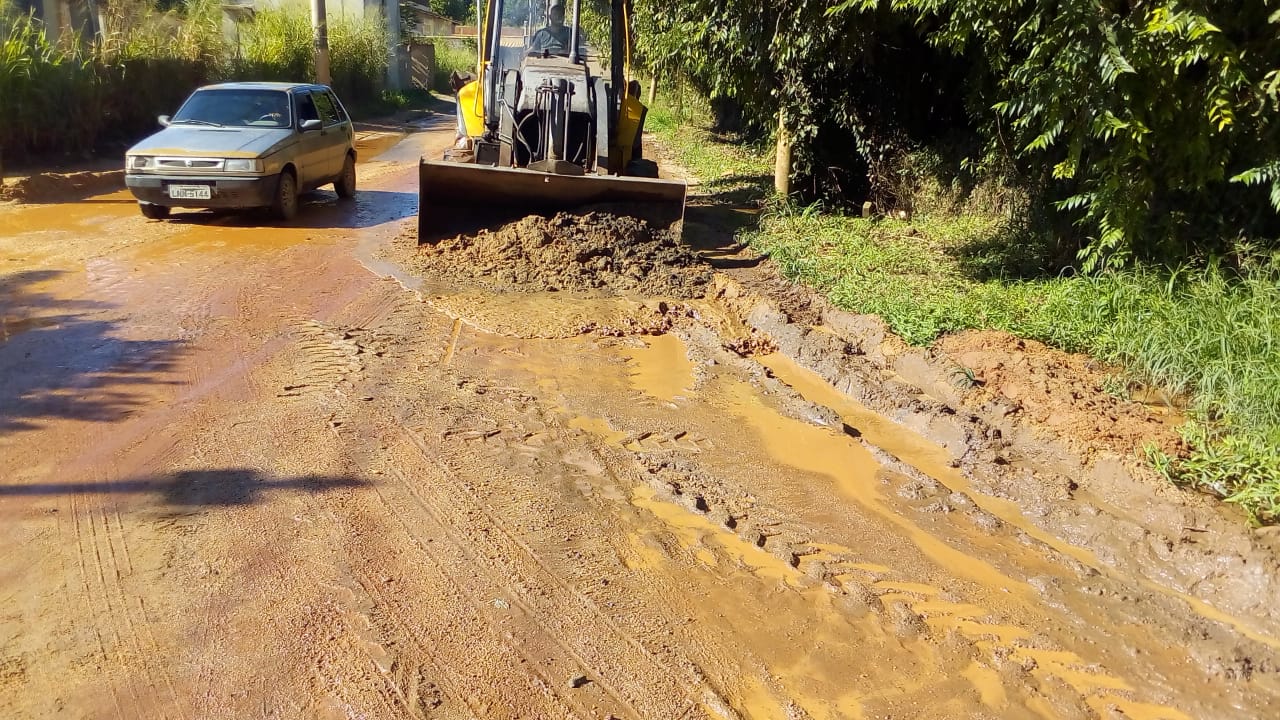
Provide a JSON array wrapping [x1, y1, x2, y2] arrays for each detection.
[[419, 160, 687, 243]]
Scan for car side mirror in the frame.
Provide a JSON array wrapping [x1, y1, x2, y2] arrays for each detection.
[[158, 115, 171, 127], [300, 119, 322, 132]]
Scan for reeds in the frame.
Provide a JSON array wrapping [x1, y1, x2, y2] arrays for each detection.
[[1, 1, 390, 163]]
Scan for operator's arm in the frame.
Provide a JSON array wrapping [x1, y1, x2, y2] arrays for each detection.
[[529, 29, 552, 53]]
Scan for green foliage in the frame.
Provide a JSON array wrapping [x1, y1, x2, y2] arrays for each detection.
[[1, 2, 392, 163], [329, 11, 391, 105], [427, 0, 474, 22], [236, 6, 313, 81], [430, 37, 478, 92], [633, 0, 1280, 267], [1151, 425, 1280, 525], [848, 0, 1280, 270]]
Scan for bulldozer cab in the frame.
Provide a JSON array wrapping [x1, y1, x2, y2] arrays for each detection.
[[419, 0, 685, 243]]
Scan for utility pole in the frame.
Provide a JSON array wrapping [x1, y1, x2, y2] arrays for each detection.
[[311, 0, 331, 85], [386, 0, 404, 91]]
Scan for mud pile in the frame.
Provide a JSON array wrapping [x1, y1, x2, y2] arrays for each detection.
[[412, 212, 710, 298]]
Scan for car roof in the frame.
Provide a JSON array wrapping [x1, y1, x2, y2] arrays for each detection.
[[198, 82, 330, 92]]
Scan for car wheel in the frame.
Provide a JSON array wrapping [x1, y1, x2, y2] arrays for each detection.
[[139, 202, 170, 220], [271, 170, 298, 221], [334, 154, 356, 199]]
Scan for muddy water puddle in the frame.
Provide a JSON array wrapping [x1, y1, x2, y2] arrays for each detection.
[[0, 190, 136, 235], [621, 333, 696, 402], [758, 352, 1280, 653], [430, 300, 1197, 719]]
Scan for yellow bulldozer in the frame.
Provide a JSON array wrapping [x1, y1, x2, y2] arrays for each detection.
[[418, 0, 687, 241]]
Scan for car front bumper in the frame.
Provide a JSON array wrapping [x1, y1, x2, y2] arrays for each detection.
[[125, 173, 278, 208]]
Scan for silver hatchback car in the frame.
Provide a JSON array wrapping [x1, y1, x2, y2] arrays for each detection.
[[125, 82, 356, 221]]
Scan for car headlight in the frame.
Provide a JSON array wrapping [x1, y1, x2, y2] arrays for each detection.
[[224, 158, 264, 173], [127, 155, 153, 170]]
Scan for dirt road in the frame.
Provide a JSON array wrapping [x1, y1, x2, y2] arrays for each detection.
[[1, 120, 1277, 720]]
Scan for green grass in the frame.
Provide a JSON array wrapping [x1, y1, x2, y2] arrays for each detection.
[[646, 92, 1280, 525], [646, 97, 770, 187]]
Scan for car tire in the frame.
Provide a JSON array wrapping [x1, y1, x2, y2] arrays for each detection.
[[271, 170, 298, 221], [139, 202, 170, 220], [334, 154, 356, 199]]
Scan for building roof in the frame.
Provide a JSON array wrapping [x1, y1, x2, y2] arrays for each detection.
[[402, 2, 458, 23]]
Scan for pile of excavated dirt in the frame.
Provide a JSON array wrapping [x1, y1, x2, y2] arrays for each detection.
[[935, 329, 1186, 460], [411, 212, 710, 298]]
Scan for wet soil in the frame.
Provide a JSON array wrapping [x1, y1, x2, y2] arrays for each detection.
[[0, 169, 125, 204], [1, 122, 1277, 720], [410, 211, 710, 298]]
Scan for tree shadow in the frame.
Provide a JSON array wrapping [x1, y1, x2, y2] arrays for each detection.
[[950, 212, 1077, 281], [0, 468, 367, 511], [684, 173, 772, 269], [0, 270, 187, 432]]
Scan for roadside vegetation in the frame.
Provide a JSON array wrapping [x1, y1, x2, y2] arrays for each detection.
[[429, 37, 478, 92], [1, 0, 397, 164], [648, 91, 1280, 526]]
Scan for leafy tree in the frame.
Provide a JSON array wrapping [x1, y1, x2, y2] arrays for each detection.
[[828, 0, 1280, 268], [629, 0, 1280, 267]]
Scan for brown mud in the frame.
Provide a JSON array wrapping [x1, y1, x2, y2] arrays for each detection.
[[410, 211, 709, 297], [1, 121, 1277, 720], [0, 169, 125, 204]]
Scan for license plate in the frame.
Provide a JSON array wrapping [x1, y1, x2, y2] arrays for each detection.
[[168, 184, 212, 200]]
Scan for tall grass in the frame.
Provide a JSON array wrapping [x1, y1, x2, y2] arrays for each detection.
[[327, 11, 389, 105], [430, 37, 477, 92], [235, 7, 313, 82], [1, 0, 391, 164]]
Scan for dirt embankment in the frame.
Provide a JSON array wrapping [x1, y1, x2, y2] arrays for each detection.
[[0, 170, 124, 203]]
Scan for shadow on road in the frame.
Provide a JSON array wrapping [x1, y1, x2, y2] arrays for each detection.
[[684, 173, 772, 270], [0, 468, 367, 509], [0, 270, 186, 432], [72, 197, 135, 205]]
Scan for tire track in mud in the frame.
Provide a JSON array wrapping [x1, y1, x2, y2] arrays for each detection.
[[64, 488, 186, 719], [336, 490, 586, 720], [373, 419, 710, 719], [335, 291, 1184, 716], [300, 307, 729, 717]]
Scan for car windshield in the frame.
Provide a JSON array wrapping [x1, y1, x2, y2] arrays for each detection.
[[171, 89, 292, 129]]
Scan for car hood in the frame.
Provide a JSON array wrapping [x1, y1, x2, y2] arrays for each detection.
[[128, 126, 292, 158]]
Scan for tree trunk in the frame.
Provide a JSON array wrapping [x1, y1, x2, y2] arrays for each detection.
[[774, 108, 791, 197], [647, 75, 657, 106]]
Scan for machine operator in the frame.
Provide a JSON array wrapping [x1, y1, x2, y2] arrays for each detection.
[[529, 1, 573, 55]]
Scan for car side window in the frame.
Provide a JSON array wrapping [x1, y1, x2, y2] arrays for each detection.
[[296, 92, 320, 126], [326, 92, 349, 123], [313, 91, 340, 127]]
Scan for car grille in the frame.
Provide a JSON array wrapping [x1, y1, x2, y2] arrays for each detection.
[[156, 157, 225, 171]]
